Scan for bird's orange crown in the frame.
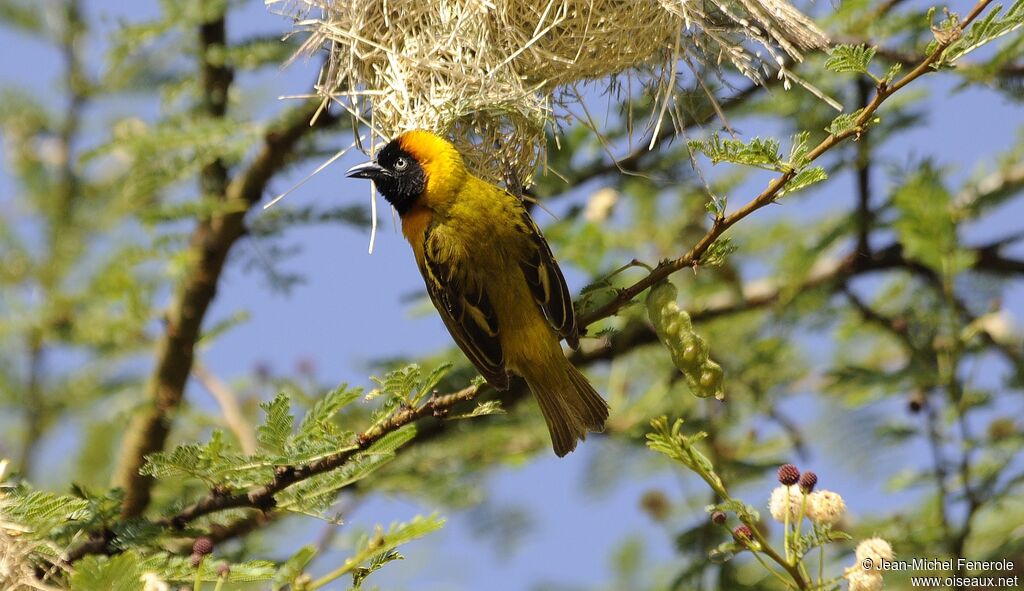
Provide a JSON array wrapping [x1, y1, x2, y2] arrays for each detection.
[[396, 130, 468, 207]]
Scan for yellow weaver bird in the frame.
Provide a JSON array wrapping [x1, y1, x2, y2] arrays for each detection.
[[347, 130, 608, 456]]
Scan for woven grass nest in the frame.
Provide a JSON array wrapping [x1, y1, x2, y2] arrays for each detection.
[[271, 0, 828, 187]]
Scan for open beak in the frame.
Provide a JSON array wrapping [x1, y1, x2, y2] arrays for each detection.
[[345, 161, 385, 180]]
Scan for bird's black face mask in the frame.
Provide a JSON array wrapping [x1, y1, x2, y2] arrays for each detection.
[[346, 141, 426, 216]]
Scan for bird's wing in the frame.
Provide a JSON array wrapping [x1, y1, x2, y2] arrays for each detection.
[[516, 207, 580, 349], [420, 228, 510, 390]]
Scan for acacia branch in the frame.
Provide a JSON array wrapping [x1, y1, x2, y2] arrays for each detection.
[[113, 88, 339, 520], [854, 77, 874, 257], [68, 385, 480, 561], [172, 386, 476, 526], [578, 0, 992, 328], [114, 10, 236, 519]]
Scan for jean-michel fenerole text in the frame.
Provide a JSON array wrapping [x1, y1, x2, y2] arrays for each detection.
[[868, 558, 1014, 572]]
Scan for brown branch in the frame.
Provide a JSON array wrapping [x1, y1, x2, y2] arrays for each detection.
[[160, 385, 478, 527], [113, 94, 339, 518], [854, 77, 873, 258], [114, 9, 236, 519], [197, 17, 233, 199], [576, 235, 1024, 373], [114, 98, 338, 517], [856, 42, 1024, 80], [67, 385, 480, 561], [577, 0, 992, 328]]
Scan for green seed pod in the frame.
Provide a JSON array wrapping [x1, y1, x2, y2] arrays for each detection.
[[646, 280, 726, 400], [698, 362, 724, 399]]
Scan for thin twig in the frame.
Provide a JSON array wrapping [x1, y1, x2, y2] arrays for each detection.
[[577, 0, 993, 328], [193, 364, 258, 455]]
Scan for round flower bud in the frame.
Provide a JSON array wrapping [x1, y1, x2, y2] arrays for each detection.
[[799, 471, 818, 493], [711, 511, 727, 525], [856, 537, 893, 567], [192, 536, 214, 556], [732, 524, 754, 540], [845, 568, 883, 591], [190, 552, 204, 568], [217, 563, 231, 577], [768, 485, 805, 522], [806, 490, 846, 525], [777, 464, 800, 485]]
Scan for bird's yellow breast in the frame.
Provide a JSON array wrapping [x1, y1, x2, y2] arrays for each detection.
[[391, 130, 564, 372], [422, 175, 563, 371]]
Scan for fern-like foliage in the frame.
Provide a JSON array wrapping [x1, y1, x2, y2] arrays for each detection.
[[826, 111, 861, 136], [891, 163, 976, 273], [142, 364, 469, 517], [688, 135, 782, 170], [70, 550, 276, 589], [327, 514, 446, 589], [943, 0, 1024, 64], [779, 167, 828, 196], [271, 545, 318, 590], [276, 425, 417, 513], [824, 44, 876, 75]]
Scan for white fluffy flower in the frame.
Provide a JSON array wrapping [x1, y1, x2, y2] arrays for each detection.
[[140, 572, 169, 591], [806, 490, 846, 525], [845, 568, 884, 591], [768, 485, 805, 522], [856, 537, 894, 566]]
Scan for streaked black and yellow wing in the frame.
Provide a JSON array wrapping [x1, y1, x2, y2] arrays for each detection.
[[516, 207, 580, 349], [420, 230, 510, 390]]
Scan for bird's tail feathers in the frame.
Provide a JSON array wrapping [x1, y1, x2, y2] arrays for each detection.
[[527, 359, 609, 457]]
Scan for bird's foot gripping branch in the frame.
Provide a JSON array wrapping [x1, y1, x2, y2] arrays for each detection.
[[4, 364, 494, 589]]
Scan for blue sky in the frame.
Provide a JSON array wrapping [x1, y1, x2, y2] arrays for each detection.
[[2, 1, 1023, 590]]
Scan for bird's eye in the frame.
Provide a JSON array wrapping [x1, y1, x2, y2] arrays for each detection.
[[394, 157, 409, 171]]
